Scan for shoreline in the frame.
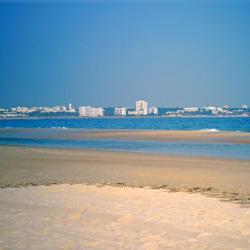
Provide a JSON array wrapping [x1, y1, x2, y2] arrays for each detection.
[[1, 145, 250, 205], [0, 143, 249, 161], [0, 115, 249, 120], [2, 179, 250, 207], [1, 128, 250, 144]]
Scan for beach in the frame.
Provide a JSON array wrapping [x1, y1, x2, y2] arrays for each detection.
[[1, 0, 250, 248], [1, 146, 250, 201], [1, 184, 250, 250], [1, 130, 250, 249]]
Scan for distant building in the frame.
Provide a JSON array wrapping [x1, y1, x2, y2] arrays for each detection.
[[183, 107, 199, 112], [52, 105, 66, 112], [127, 110, 137, 116], [202, 106, 217, 115], [149, 107, 158, 115], [67, 103, 76, 113], [136, 100, 148, 115], [79, 106, 104, 117], [242, 104, 248, 109], [114, 107, 126, 116], [94, 107, 104, 117]]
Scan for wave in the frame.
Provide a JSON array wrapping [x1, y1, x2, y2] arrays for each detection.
[[50, 127, 68, 129], [199, 129, 220, 132]]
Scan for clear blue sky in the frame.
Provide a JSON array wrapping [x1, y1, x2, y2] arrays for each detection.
[[0, 1, 249, 108]]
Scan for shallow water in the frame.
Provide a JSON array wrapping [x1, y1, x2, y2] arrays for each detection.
[[0, 136, 250, 160], [1, 120, 250, 159]]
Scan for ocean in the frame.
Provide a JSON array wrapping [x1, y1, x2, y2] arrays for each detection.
[[0, 117, 250, 160], [0, 117, 250, 132]]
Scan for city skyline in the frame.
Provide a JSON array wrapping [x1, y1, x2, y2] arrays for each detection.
[[0, 99, 249, 119], [1, 2, 250, 107]]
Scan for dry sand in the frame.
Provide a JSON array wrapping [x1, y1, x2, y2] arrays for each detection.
[[1, 184, 250, 250]]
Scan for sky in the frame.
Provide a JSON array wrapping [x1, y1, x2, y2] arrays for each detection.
[[0, 1, 250, 108]]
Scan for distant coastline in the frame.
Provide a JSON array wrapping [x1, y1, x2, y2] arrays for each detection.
[[0, 115, 250, 120]]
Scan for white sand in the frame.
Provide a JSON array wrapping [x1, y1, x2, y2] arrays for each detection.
[[1, 184, 250, 249]]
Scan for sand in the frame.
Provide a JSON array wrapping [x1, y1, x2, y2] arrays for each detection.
[[1, 184, 250, 250], [56, 129, 250, 144], [1, 128, 250, 144], [1, 132, 250, 249], [1, 146, 250, 205]]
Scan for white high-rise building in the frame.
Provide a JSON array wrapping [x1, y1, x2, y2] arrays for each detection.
[[79, 106, 104, 117], [95, 107, 104, 117], [114, 107, 126, 116], [136, 100, 148, 115]]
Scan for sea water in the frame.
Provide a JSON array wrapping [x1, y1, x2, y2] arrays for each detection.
[[0, 136, 249, 160], [0, 117, 250, 132], [0, 117, 250, 159]]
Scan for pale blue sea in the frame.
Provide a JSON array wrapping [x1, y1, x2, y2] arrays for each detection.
[[0, 117, 250, 160], [0, 117, 250, 131]]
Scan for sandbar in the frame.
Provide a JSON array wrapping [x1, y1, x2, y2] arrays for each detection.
[[1, 128, 250, 144]]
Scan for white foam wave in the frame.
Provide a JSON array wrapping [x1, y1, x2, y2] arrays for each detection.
[[50, 126, 68, 129], [199, 129, 220, 132]]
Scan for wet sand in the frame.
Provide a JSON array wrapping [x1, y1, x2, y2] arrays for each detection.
[[56, 129, 250, 144], [1, 128, 250, 144], [1, 144, 250, 249], [1, 184, 250, 250], [1, 145, 250, 204]]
